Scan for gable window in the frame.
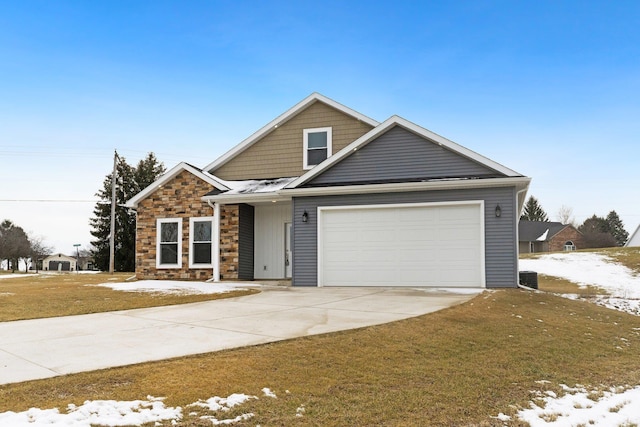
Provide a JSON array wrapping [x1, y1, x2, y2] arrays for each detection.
[[156, 218, 182, 268], [303, 127, 332, 169], [189, 217, 214, 268]]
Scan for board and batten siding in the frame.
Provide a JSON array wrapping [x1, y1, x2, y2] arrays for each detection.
[[254, 203, 292, 279], [238, 203, 255, 280], [211, 101, 374, 180], [307, 126, 502, 186], [292, 186, 518, 288]]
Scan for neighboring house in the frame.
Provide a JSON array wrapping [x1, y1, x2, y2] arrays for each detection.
[[625, 224, 640, 247], [126, 93, 531, 288], [519, 220, 584, 253], [42, 253, 77, 271], [77, 255, 96, 271]]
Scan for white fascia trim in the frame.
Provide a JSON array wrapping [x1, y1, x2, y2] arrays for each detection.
[[203, 93, 379, 173], [287, 115, 525, 189], [202, 192, 292, 205], [282, 177, 531, 198], [126, 162, 229, 208]]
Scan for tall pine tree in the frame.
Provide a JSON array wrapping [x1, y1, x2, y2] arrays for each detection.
[[520, 196, 549, 221], [90, 153, 165, 271], [0, 220, 31, 272], [606, 210, 628, 246], [579, 214, 617, 248]]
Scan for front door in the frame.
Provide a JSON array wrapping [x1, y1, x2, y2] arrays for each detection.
[[285, 222, 292, 278]]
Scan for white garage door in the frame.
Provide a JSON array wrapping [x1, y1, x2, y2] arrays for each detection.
[[318, 202, 484, 287]]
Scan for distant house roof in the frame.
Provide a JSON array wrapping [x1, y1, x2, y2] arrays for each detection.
[[519, 220, 573, 242], [42, 253, 77, 262]]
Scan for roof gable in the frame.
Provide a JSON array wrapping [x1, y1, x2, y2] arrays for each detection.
[[303, 125, 503, 187], [125, 162, 229, 208], [625, 224, 640, 247], [287, 116, 524, 189], [204, 93, 379, 178]]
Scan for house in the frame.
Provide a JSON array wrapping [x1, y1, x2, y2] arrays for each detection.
[[518, 220, 584, 253], [625, 224, 640, 247], [42, 253, 77, 271], [126, 93, 531, 288]]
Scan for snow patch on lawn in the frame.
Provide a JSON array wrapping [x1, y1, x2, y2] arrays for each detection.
[[93, 280, 250, 295], [520, 252, 640, 315], [0, 396, 181, 426], [519, 252, 640, 299], [0, 274, 34, 280], [499, 384, 640, 426], [0, 391, 280, 426]]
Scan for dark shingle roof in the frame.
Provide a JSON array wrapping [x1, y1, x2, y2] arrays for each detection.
[[518, 220, 569, 242]]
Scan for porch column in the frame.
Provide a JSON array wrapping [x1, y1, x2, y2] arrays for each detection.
[[213, 201, 221, 282]]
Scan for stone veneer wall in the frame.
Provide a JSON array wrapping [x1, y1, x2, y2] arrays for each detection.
[[219, 204, 240, 280], [135, 170, 240, 280]]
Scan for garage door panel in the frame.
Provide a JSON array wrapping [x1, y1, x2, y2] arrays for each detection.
[[320, 203, 484, 288]]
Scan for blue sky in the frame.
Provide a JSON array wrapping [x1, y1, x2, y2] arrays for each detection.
[[1, 0, 639, 254]]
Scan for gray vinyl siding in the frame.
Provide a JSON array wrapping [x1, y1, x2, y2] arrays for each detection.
[[292, 186, 518, 288], [238, 203, 255, 280], [307, 126, 501, 186]]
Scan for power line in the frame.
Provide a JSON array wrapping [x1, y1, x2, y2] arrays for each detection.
[[0, 199, 101, 203]]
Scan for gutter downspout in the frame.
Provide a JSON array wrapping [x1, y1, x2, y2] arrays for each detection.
[[207, 199, 221, 282], [515, 186, 529, 284]]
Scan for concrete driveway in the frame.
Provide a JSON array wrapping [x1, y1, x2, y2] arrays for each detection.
[[0, 286, 478, 385]]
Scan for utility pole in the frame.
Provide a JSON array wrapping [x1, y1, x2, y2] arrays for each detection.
[[109, 150, 118, 274]]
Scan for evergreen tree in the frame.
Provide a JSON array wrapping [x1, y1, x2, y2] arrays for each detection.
[[579, 215, 610, 234], [0, 220, 31, 272], [520, 196, 549, 221], [606, 210, 628, 246], [134, 152, 166, 191], [89, 153, 165, 271], [579, 215, 616, 248]]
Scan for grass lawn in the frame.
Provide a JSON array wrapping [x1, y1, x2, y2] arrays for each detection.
[[0, 273, 257, 321], [1, 289, 639, 425], [2, 249, 639, 425]]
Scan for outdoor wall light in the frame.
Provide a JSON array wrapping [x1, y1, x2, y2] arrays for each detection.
[[495, 204, 502, 218], [302, 210, 309, 223]]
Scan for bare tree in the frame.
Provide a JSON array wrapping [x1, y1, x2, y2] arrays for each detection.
[[556, 205, 576, 226], [28, 235, 53, 272]]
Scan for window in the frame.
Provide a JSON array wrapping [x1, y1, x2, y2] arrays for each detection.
[[156, 218, 182, 268], [564, 241, 576, 251], [303, 127, 332, 169], [189, 217, 214, 268]]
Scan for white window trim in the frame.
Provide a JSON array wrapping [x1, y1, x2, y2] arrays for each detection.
[[156, 218, 183, 269], [303, 127, 332, 170], [189, 216, 215, 269]]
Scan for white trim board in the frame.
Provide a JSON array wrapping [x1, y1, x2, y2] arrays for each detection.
[[126, 162, 229, 208]]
